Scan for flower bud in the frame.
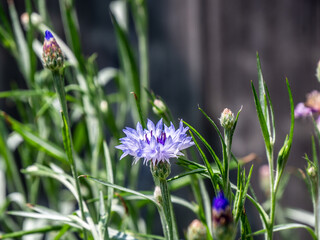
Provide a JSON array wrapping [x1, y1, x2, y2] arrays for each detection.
[[219, 108, 234, 130], [150, 162, 171, 180], [152, 99, 167, 115], [42, 30, 64, 71], [187, 219, 207, 240], [212, 192, 235, 240], [21, 12, 42, 30]]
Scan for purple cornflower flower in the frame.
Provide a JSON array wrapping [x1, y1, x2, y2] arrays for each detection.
[[295, 90, 320, 129], [42, 30, 64, 71], [115, 119, 194, 165]]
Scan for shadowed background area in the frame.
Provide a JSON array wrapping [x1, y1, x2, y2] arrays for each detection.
[[1, 0, 320, 239]]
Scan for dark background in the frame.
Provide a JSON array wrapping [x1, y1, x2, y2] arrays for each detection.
[[1, 0, 320, 239]]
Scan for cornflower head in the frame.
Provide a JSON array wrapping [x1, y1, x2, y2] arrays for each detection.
[[295, 90, 320, 129], [219, 108, 234, 130], [187, 219, 207, 240], [42, 30, 64, 71], [212, 192, 235, 240], [115, 119, 194, 166]]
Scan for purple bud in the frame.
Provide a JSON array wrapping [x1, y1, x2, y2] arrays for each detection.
[[42, 30, 64, 71], [212, 192, 235, 240]]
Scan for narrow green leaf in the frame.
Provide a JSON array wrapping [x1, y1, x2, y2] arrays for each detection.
[[183, 121, 223, 174], [80, 175, 158, 205], [241, 209, 253, 240], [0, 89, 54, 99], [251, 81, 271, 154], [130, 0, 149, 116], [59, 0, 85, 74], [167, 169, 207, 182], [248, 223, 317, 240], [189, 131, 219, 193], [275, 79, 294, 190], [0, 225, 63, 239], [264, 83, 276, 142], [285, 208, 314, 227], [8, 0, 30, 81], [0, 111, 67, 163], [198, 107, 225, 148], [0, 119, 24, 194], [103, 141, 114, 227]]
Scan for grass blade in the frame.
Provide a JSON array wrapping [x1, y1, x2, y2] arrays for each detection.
[[0, 111, 67, 163]]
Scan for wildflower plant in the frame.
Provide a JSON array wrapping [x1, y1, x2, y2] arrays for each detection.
[[0, 1, 317, 240]]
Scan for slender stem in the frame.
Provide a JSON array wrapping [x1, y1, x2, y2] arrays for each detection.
[[316, 194, 320, 238], [224, 129, 232, 198], [52, 71, 88, 239], [267, 147, 275, 240], [159, 179, 177, 240]]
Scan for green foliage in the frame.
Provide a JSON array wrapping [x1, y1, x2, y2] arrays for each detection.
[[0, 1, 313, 240]]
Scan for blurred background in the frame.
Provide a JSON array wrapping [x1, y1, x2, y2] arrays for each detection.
[[1, 0, 320, 239]]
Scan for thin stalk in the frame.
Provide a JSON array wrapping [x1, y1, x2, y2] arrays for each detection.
[[159, 179, 178, 240], [52, 71, 88, 239], [224, 129, 232, 198], [316, 193, 320, 238], [267, 147, 275, 240]]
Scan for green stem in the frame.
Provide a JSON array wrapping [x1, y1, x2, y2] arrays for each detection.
[[150, 162, 178, 240], [159, 179, 177, 240], [267, 147, 275, 240], [224, 129, 232, 198], [315, 186, 320, 238], [52, 71, 88, 239]]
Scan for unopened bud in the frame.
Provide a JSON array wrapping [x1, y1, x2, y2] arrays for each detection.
[[42, 30, 64, 71], [187, 219, 207, 240], [212, 192, 235, 240], [152, 99, 167, 115], [219, 108, 234, 130], [21, 12, 42, 30], [150, 162, 171, 180]]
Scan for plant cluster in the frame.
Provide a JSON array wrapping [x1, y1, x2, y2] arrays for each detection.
[[0, 1, 318, 240]]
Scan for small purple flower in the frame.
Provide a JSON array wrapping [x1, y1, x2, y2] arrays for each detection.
[[294, 103, 312, 118], [115, 119, 194, 165]]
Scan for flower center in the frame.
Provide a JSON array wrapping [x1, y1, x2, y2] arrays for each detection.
[[157, 132, 166, 145], [145, 131, 166, 145]]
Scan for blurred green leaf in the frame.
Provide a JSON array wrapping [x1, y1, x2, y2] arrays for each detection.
[[0, 111, 67, 164], [249, 223, 317, 240]]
